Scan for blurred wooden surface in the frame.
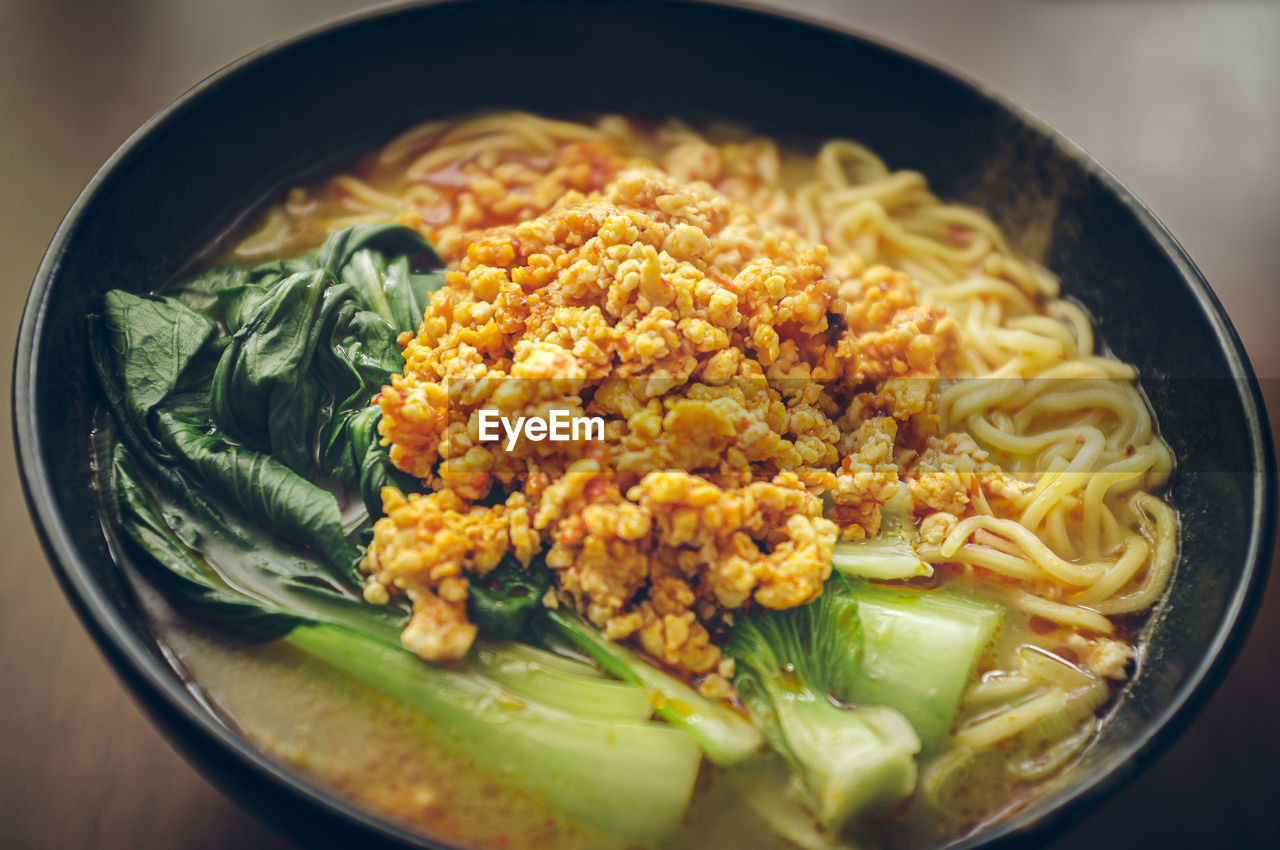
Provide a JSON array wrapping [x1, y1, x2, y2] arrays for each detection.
[[2, 1, 1277, 847]]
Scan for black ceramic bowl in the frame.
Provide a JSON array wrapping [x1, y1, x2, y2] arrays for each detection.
[[13, 1, 1275, 848]]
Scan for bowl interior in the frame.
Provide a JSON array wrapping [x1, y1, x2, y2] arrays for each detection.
[[15, 1, 1273, 848]]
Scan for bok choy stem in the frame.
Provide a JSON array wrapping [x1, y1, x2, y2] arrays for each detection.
[[727, 575, 920, 831], [543, 608, 763, 766]]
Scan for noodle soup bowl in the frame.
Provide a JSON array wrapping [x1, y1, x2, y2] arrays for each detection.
[[13, 0, 1274, 848]]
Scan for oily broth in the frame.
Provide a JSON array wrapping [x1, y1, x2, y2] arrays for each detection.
[[152, 621, 805, 850], [222, 116, 807, 265], [156, 624, 622, 850]]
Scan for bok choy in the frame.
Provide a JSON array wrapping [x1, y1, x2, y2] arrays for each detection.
[[829, 484, 931, 581], [92, 226, 702, 843], [544, 608, 764, 766], [727, 576, 920, 831], [842, 580, 1005, 752]]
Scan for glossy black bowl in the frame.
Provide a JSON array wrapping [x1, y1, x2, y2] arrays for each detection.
[[13, 1, 1275, 848]]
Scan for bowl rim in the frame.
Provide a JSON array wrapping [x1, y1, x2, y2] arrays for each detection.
[[12, 0, 1277, 847]]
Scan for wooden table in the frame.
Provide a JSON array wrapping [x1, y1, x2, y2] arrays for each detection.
[[2, 1, 1276, 847]]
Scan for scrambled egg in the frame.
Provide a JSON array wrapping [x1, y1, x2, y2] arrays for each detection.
[[365, 150, 961, 671]]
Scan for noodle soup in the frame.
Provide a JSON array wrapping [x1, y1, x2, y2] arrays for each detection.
[[91, 112, 1176, 849]]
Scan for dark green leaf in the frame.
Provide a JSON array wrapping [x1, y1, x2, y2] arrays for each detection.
[[209, 270, 329, 449], [169, 265, 253, 320], [358, 451, 419, 519], [101, 291, 215, 430], [89, 315, 233, 531], [114, 443, 407, 642], [96, 225, 448, 651], [331, 307, 407, 389], [217, 284, 272, 335], [731, 574, 862, 699], [112, 444, 296, 636], [152, 405, 354, 572], [314, 224, 443, 334], [315, 223, 440, 278]]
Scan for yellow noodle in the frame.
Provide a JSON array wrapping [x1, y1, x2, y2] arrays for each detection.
[[1018, 430, 1104, 529], [230, 206, 294, 260], [1091, 494, 1178, 614], [1040, 499, 1075, 556], [1082, 471, 1144, 554], [1075, 533, 1153, 605], [378, 118, 451, 166], [331, 175, 405, 211], [954, 688, 1071, 750], [940, 515, 1106, 586], [964, 673, 1036, 706], [1009, 590, 1115, 635], [917, 543, 1042, 582], [1005, 315, 1078, 358], [1017, 646, 1096, 689]]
